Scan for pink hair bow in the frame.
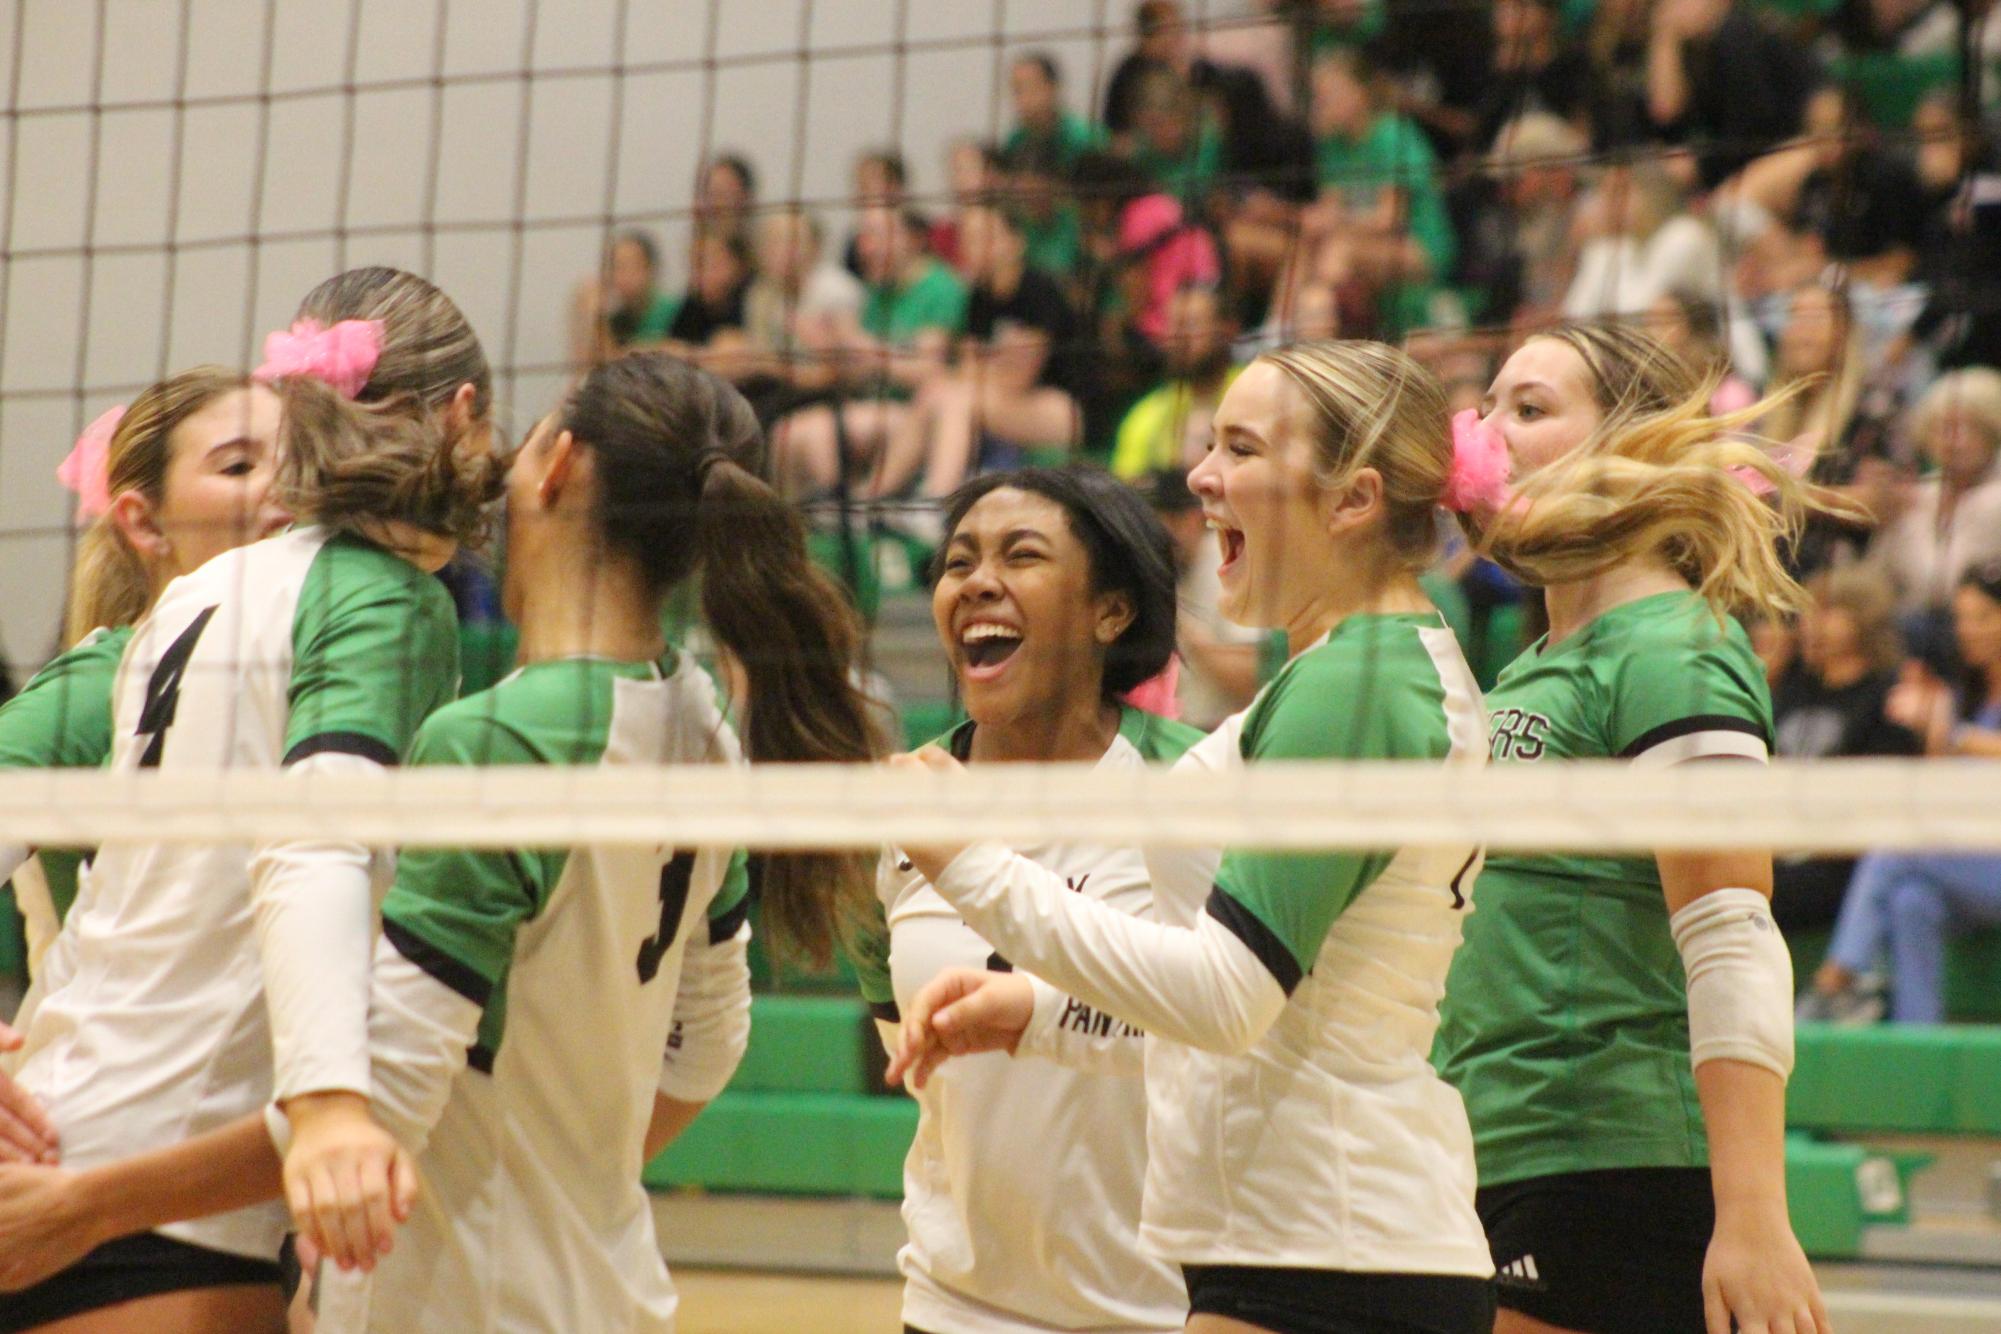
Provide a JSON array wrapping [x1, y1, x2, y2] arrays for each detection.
[[1443, 410, 1513, 516], [253, 317, 384, 399], [56, 404, 125, 521], [1728, 436, 1817, 497], [1119, 655, 1184, 720]]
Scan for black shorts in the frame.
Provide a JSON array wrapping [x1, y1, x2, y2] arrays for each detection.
[[1477, 1166, 1714, 1334], [0, 1230, 282, 1333], [1183, 1264, 1495, 1334]]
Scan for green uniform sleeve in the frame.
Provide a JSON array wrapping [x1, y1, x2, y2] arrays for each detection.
[[286, 538, 460, 766], [1209, 635, 1442, 988], [706, 849, 751, 943], [908, 265, 969, 337], [1605, 618, 1772, 764], [849, 890, 896, 1015], [378, 703, 563, 1001], [0, 627, 130, 772]]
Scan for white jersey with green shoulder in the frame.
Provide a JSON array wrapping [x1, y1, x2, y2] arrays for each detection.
[[9, 526, 458, 1262], [856, 708, 1197, 1334], [313, 652, 752, 1334], [1140, 613, 1493, 1275]]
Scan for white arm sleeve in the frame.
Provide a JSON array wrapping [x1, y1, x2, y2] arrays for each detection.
[[248, 751, 383, 1101], [930, 842, 1286, 1056], [266, 932, 482, 1158], [1672, 887, 1795, 1081], [657, 919, 753, 1104], [1013, 973, 1147, 1076]]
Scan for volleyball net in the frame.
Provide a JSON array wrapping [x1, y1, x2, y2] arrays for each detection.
[[0, 0, 1998, 882]]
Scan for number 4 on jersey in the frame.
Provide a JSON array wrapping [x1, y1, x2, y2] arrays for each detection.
[[636, 851, 696, 984], [135, 607, 218, 768]]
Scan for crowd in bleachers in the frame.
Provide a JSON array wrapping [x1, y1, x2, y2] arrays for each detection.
[[561, 0, 2001, 1023]]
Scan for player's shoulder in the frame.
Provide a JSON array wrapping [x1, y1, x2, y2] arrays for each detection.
[[1117, 706, 1205, 764], [410, 681, 547, 769], [25, 623, 133, 687], [306, 531, 454, 610]]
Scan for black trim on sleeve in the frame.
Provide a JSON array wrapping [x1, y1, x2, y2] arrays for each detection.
[[283, 731, 399, 767], [868, 998, 902, 1024], [1204, 886, 1304, 996], [465, 1043, 495, 1074], [1617, 714, 1769, 760], [707, 896, 750, 945], [382, 916, 492, 1007]]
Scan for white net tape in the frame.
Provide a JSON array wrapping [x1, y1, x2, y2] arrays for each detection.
[[1, 760, 1996, 853]]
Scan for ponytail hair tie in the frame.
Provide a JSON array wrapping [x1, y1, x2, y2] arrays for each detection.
[[1442, 409, 1513, 516], [253, 318, 384, 399], [695, 449, 734, 488], [57, 404, 126, 522]]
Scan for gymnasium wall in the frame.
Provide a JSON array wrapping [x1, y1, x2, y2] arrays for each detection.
[[0, 0, 1155, 668]]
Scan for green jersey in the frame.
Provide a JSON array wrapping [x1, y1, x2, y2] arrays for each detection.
[[1002, 111, 1102, 173], [0, 624, 132, 968], [1433, 590, 1774, 1186], [322, 651, 753, 1332], [862, 258, 969, 345]]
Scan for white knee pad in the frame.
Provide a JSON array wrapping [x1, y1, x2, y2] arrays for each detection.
[[1670, 887, 1794, 1081]]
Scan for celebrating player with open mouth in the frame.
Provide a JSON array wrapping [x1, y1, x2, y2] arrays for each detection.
[[855, 466, 1197, 1334], [884, 341, 1500, 1334]]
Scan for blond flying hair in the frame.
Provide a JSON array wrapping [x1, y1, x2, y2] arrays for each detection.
[[1472, 323, 1857, 619]]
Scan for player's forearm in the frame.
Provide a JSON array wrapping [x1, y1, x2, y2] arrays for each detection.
[[73, 1114, 283, 1239], [929, 842, 1284, 1055], [644, 1095, 708, 1161], [1695, 1059, 1791, 1219]]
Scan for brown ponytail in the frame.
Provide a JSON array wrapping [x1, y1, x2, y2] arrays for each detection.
[[562, 353, 879, 965], [63, 367, 251, 647]]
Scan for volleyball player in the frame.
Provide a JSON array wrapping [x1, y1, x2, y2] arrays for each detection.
[[0, 371, 285, 1173], [0, 372, 285, 985], [0, 356, 881, 1332], [887, 342, 1500, 1334], [854, 467, 1194, 1334], [0, 267, 498, 1333], [1432, 324, 1833, 1334]]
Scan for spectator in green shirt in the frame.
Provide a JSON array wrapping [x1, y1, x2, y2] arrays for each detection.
[[1001, 52, 1101, 174], [1303, 47, 1458, 332], [771, 206, 968, 499], [567, 230, 679, 369], [1128, 66, 1225, 207]]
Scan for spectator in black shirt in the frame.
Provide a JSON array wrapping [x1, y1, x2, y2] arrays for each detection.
[[1647, 0, 1820, 188], [667, 227, 754, 348], [869, 203, 1083, 516], [1104, 0, 1192, 146], [1793, 87, 1927, 284], [1769, 568, 1924, 931], [1471, 0, 1594, 158]]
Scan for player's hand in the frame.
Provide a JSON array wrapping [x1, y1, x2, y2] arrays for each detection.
[[0, 1024, 59, 1165], [0, 1162, 103, 1290], [886, 968, 1035, 1091], [281, 1091, 418, 1275], [1703, 1202, 1831, 1334], [885, 747, 970, 882]]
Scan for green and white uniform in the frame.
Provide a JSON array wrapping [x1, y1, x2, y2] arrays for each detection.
[[857, 708, 1199, 1334], [9, 526, 458, 1262], [1433, 590, 1773, 1187], [0, 625, 131, 976], [313, 653, 752, 1334], [925, 614, 1494, 1276]]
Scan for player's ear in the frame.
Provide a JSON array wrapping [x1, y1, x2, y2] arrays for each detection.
[[1094, 588, 1135, 646], [1320, 465, 1384, 540], [538, 430, 581, 509], [444, 382, 480, 440], [108, 489, 172, 564]]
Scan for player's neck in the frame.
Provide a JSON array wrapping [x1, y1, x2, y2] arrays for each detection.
[[1544, 559, 1689, 646], [970, 698, 1122, 765], [514, 559, 664, 666], [1283, 561, 1431, 659]]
